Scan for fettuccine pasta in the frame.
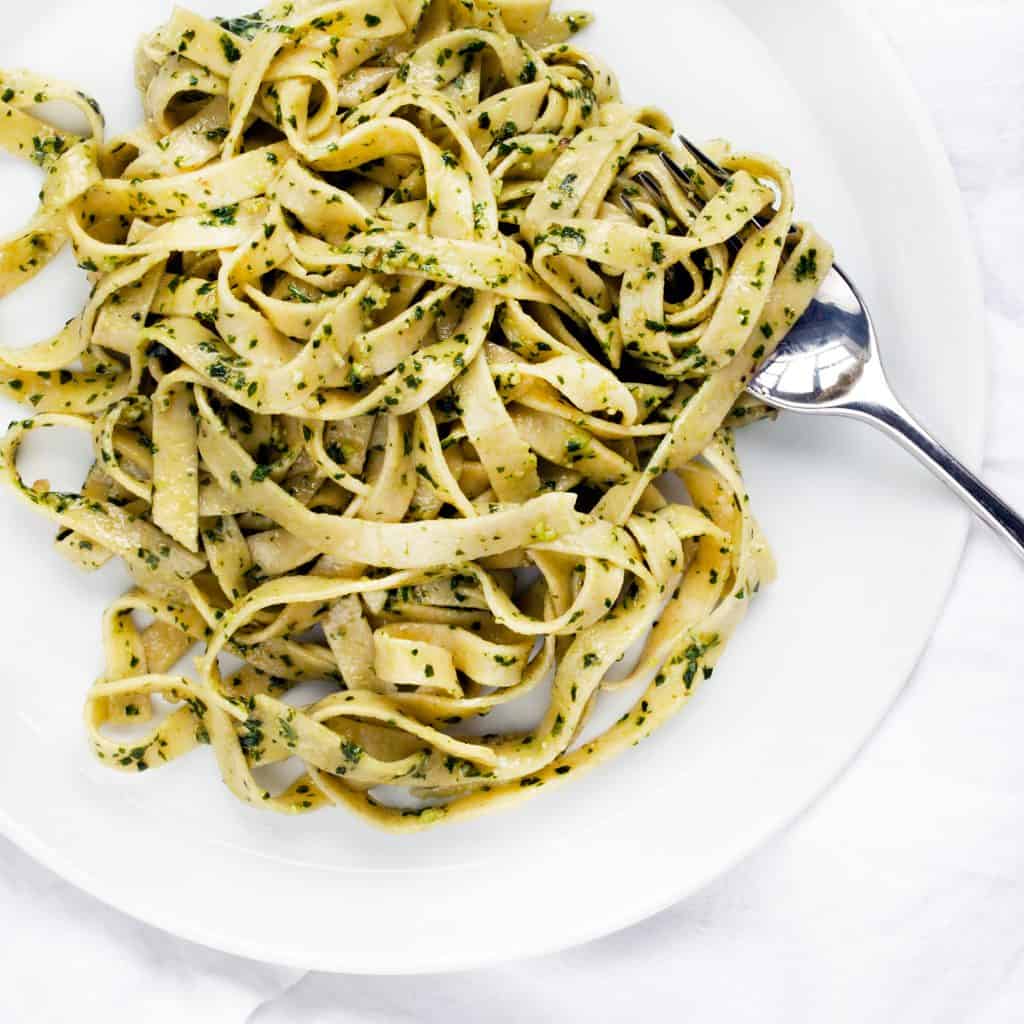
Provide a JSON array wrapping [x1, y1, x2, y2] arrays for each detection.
[[0, 0, 832, 829]]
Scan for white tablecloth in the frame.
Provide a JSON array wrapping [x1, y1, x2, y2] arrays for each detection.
[[3, 2, 1023, 1020]]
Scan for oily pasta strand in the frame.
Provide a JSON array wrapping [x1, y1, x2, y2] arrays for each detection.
[[0, 0, 832, 829]]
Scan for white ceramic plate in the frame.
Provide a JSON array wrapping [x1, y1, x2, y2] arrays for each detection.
[[0, 0, 984, 973]]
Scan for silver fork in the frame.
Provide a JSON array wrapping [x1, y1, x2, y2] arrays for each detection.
[[655, 138, 1024, 557]]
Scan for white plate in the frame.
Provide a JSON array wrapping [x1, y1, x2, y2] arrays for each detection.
[[0, 0, 984, 973]]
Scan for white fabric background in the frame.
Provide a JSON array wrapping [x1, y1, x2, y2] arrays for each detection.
[[3, 1, 1023, 1020]]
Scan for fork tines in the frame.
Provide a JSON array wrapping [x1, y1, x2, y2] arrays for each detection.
[[675, 133, 732, 184]]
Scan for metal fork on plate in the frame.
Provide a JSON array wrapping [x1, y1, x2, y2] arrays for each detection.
[[634, 137, 1024, 557]]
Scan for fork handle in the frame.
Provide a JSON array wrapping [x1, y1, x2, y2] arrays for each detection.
[[843, 395, 1024, 556]]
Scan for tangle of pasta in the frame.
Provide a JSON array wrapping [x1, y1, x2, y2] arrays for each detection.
[[0, 0, 833, 828]]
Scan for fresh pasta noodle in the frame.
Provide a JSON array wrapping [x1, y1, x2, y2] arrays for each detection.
[[0, 0, 833, 829]]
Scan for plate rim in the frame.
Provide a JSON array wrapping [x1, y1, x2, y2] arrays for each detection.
[[0, 0, 988, 973]]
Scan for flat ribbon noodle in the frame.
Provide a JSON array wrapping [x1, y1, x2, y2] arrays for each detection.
[[0, 0, 831, 827]]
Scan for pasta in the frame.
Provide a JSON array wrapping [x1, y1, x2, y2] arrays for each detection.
[[0, 0, 833, 829]]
